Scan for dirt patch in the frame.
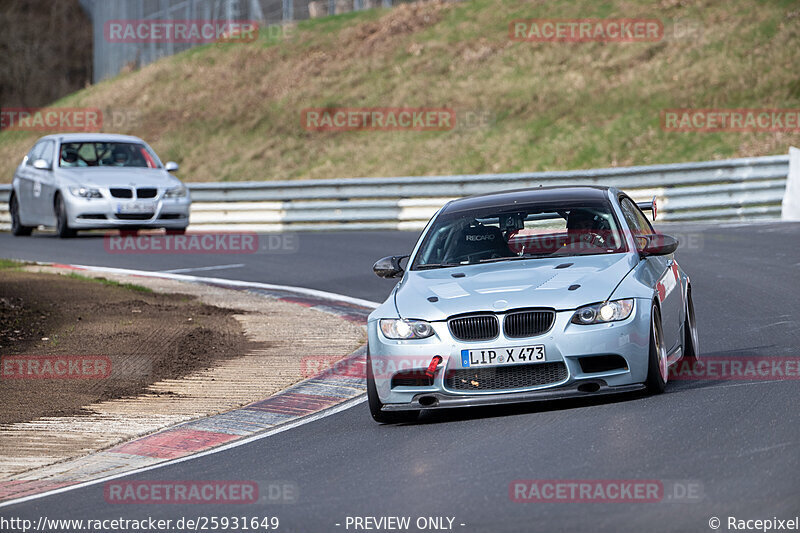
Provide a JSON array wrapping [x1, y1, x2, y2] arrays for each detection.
[[0, 270, 253, 425]]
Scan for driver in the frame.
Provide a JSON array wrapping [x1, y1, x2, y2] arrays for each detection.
[[566, 209, 610, 247], [111, 147, 130, 166], [60, 148, 80, 167]]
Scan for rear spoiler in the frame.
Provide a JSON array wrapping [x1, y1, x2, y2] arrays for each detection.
[[636, 196, 658, 221]]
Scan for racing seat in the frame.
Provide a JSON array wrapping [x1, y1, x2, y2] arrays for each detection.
[[445, 224, 513, 263]]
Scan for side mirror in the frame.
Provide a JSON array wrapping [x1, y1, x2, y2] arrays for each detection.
[[641, 234, 679, 256], [373, 255, 408, 279], [165, 161, 179, 172], [32, 159, 51, 170]]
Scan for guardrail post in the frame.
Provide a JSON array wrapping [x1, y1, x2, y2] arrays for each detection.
[[781, 146, 800, 221]]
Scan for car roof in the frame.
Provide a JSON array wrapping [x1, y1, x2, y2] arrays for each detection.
[[34, 133, 147, 144], [441, 186, 618, 214]]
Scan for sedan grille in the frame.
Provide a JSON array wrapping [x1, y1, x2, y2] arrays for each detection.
[[137, 188, 157, 199], [503, 309, 555, 338], [115, 213, 153, 221], [448, 314, 499, 341], [109, 188, 133, 199], [445, 362, 567, 391]]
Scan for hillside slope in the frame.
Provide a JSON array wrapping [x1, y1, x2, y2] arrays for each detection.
[[1, 0, 798, 182]]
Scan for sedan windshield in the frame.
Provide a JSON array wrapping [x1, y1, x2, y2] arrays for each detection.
[[59, 142, 160, 168], [412, 198, 627, 269]]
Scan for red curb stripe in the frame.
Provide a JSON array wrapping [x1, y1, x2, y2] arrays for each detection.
[[247, 392, 342, 416], [109, 428, 238, 459]]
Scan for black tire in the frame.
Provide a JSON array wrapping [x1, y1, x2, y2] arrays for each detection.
[[367, 349, 419, 424], [10, 194, 33, 236], [645, 304, 668, 394], [55, 194, 76, 238], [683, 287, 700, 361]]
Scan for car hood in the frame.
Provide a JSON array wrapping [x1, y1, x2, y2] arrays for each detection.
[[57, 168, 181, 188], [394, 253, 637, 321]]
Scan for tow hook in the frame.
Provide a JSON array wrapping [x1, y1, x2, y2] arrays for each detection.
[[425, 355, 443, 378]]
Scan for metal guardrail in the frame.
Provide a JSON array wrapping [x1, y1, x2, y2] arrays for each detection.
[[0, 153, 791, 232]]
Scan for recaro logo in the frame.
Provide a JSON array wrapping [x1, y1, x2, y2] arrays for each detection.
[[466, 234, 496, 241]]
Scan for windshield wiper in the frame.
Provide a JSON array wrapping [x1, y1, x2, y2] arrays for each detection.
[[477, 253, 553, 264], [414, 262, 462, 270]]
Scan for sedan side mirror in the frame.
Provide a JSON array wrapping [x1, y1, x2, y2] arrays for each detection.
[[165, 161, 179, 172], [641, 234, 679, 256], [32, 159, 51, 170], [373, 255, 408, 278]]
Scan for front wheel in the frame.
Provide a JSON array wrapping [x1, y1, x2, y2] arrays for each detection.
[[367, 350, 419, 424], [10, 194, 33, 236], [55, 194, 76, 238], [645, 304, 668, 394]]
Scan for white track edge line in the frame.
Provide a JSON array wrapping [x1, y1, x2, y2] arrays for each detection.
[[0, 395, 367, 509], [48, 263, 380, 309]]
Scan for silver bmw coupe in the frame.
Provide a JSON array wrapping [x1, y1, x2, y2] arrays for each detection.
[[367, 186, 699, 423]]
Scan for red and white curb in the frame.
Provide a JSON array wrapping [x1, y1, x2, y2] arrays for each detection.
[[0, 264, 377, 507]]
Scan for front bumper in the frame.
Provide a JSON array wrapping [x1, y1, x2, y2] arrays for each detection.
[[63, 191, 191, 229], [367, 299, 652, 409], [383, 382, 646, 411]]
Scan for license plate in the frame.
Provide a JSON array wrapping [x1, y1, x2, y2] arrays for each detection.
[[116, 201, 155, 214], [461, 345, 545, 368]]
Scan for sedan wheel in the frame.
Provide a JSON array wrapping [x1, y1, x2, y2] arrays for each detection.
[[10, 195, 33, 236], [645, 304, 668, 394], [55, 195, 76, 238]]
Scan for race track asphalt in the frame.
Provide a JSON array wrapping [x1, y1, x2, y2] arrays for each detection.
[[0, 222, 798, 533]]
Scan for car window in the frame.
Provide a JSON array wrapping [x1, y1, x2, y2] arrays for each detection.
[[619, 196, 654, 250], [413, 198, 627, 269], [26, 142, 45, 166], [38, 140, 54, 167], [59, 142, 160, 168]]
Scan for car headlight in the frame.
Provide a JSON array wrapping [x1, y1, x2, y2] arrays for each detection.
[[572, 299, 634, 325], [164, 185, 188, 198], [68, 186, 102, 198], [379, 319, 435, 339]]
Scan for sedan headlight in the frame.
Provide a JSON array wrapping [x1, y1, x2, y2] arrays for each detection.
[[68, 186, 102, 198], [164, 185, 188, 198], [379, 319, 435, 339], [572, 299, 634, 325]]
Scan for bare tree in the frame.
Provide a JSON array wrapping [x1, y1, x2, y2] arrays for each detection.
[[0, 0, 93, 109]]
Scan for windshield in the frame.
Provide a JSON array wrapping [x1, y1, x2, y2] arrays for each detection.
[[58, 142, 161, 168], [412, 198, 627, 269]]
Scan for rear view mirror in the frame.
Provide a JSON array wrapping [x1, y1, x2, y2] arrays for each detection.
[[165, 161, 179, 172], [641, 234, 679, 256], [373, 255, 408, 278]]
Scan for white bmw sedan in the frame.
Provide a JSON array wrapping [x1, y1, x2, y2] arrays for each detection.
[[10, 133, 191, 238]]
